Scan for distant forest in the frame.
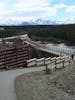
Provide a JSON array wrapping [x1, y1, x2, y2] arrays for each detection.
[[0, 24, 75, 45]]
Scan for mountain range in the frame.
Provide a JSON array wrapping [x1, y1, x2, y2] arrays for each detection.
[[20, 19, 57, 25], [20, 18, 75, 25], [1, 18, 75, 26]]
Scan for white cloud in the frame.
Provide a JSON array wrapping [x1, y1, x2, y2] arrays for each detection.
[[14, 0, 50, 9], [66, 6, 75, 12], [13, 0, 57, 17], [0, 0, 57, 24], [1, 0, 75, 25], [54, 3, 67, 8], [0, 2, 6, 16]]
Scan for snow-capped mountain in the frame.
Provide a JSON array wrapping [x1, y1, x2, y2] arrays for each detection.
[[20, 21, 30, 25], [1, 18, 75, 25], [34, 19, 57, 25], [20, 18, 75, 25], [20, 19, 57, 25]]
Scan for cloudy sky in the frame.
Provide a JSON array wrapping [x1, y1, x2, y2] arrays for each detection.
[[0, 0, 75, 24]]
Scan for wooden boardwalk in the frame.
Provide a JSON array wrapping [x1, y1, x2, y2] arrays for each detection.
[[26, 36, 75, 58]]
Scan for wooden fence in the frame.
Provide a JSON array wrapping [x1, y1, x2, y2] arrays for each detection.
[[0, 45, 29, 69], [27, 56, 72, 70]]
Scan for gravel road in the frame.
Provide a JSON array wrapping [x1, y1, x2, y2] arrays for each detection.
[[0, 66, 45, 100]]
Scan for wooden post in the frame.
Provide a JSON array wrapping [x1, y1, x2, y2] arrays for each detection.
[[62, 60, 64, 67], [55, 60, 57, 69], [69, 59, 71, 64], [46, 64, 47, 72], [45, 64, 51, 74]]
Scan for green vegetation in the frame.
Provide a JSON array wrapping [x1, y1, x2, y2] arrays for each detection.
[[0, 24, 75, 45]]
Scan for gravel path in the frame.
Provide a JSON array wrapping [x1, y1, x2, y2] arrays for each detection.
[[0, 66, 45, 100], [15, 62, 75, 100]]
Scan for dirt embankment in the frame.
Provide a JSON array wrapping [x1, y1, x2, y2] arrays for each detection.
[[15, 62, 75, 100]]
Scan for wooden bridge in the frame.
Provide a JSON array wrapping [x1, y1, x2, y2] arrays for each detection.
[[25, 34, 75, 58]]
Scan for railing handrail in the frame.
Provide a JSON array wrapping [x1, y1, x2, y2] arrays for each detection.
[[26, 37, 75, 56], [27, 56, 72, 69]]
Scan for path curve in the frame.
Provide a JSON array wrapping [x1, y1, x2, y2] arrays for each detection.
[[0, 67, 45, 100]]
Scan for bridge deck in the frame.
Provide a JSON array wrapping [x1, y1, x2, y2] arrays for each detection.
[[26, 36, 75, 59]]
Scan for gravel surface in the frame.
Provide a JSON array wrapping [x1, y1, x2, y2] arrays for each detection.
[[15, 62, 75, 100], [0, 66, 45, 100]]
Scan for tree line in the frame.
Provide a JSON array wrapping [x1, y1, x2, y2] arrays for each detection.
[[0, 24, 75, 45]]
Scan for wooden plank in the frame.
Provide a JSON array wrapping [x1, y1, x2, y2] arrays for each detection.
[[17, 46, 28, 50], [17, 54, 28, 58], [0, 65, 5, 68], [17, 61, 26, 64], [0, 56, 4, 59], [17, 60, 26, 63], [17, 51, 28, 54], [5, 56, 16, 60], [17, 57, 28, 61], [17, 48, 28, 51], [0, 62, 4, 65], [4, 51, 16, 55], [0, 53, 4, 56], [0, 58, 4, 62], [5, 59, 17, 64], [45, 57, 51, 65], [5, 54, 16, 58], [5, 62, 17, 67], [17, 52, 27, 55], [37, 58, 45, 66], [16, 63, 27, 67]]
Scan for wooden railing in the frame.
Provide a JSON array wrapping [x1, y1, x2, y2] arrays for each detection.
[[27, 56, 72, 70]]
